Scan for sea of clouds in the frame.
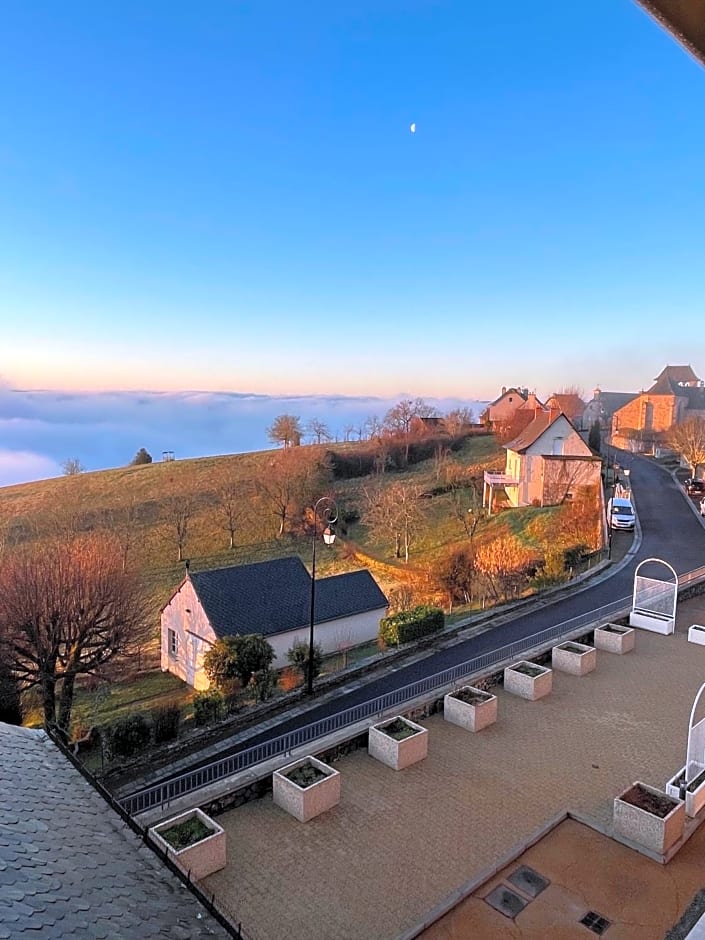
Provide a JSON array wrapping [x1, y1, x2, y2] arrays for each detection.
[[0, 385, 488, 488]]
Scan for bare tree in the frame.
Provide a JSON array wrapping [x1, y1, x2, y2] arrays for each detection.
[[383, 398, 438, 465], [364, 414, 383, 440], [668, 418, 705, 476], [267, 414, 303, 449], [215, 472, 250, 549], [255, 448, 327, 537], [0, 533, 147, 731], [105, 498, 142, 571], [162, 494, 194, 562], [433, 441, 451, 481], [363, 480, 425, 562], [448, 477, 483, 542], [62, 458, 85, 476], [306, 418, 332, 445], [443, 407, 475, 435]]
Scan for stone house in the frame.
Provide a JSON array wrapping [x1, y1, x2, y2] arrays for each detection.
[[161, 556, 389, 690], [582, 388, 638, 435], [611, 365, 705, 452], [484, 411, 601, 510]]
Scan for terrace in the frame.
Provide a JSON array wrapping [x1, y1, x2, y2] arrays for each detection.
[[191, 593, 705, 939]]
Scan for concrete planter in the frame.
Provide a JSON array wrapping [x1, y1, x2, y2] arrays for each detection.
[[666, 767, 705, 818], [688, 625, 705, 646], [551, 641, 596, 676], [368, 716, 428, 770], [594, 623, 635, 654], [272, 755, 340, 823], [613, 781, 684, 854], [149, 808, 226, 880], [444, 686, 497, 732], [629, 610, 674, 635], [503, 661, 552, 701]]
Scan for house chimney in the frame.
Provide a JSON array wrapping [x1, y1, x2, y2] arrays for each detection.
[[501, 386, 506, 395]]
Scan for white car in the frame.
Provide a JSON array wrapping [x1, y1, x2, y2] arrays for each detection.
[[700, 497, 705, 516]]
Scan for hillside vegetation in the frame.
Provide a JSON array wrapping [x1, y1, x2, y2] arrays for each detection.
[[0, 432, 598, 635]]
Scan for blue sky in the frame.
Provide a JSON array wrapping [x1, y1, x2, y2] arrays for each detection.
[[1, 0, 703, 401]]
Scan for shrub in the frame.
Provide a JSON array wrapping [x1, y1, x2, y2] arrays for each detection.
[[107, 712, 151, 758], [563, 544, 590, 570], [379, 605, 445, 646], [250, 668, 278, 703], [287, 640, 323, 684], [193, 689, 225, 726], [130, 447, 153, 465], [151, 704, 181, 743]]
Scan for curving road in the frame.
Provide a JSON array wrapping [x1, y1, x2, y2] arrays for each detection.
[[126, 454, 705, 792]]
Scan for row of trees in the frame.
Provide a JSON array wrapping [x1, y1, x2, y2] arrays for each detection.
[[266, 399, 476, 455]]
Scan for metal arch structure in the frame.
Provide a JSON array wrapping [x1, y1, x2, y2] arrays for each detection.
[[685, 681, 705, 783], [630, 557, 678, 634]]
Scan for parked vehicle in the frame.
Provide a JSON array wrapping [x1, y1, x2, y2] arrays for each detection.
[[686, 478, 705, 497], [608, 496, 636, 530], [700, 497, 705, 517]]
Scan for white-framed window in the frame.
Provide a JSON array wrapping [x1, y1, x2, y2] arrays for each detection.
[[168, 628, 178, 657]]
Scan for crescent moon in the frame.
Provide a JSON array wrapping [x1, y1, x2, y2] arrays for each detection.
[[410, 123, 416, 133]]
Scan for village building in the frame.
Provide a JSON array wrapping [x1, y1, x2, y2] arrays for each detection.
[[161, 557, 389, 690], [484, 410, 601, 512], [611, 365, 705, 452]]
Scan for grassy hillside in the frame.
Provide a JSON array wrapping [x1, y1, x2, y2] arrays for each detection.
[[0, 434, 582, 660]]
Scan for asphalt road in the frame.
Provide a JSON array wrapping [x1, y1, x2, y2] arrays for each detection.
[[129, 454, 705, 790]]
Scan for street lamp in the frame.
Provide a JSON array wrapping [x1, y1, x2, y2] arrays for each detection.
[[308, 496, 338, 694]]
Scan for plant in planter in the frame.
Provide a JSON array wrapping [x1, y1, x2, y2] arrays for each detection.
[[552, 641, 596, 676], [593, 623, 635, 654], [444, 686, 497, 732], [272, 755, 340, 822], [503, 661, 552, 701], [613, 781, 685, 855], [149, 808, 226, 880], [368, 715, 428, 770]]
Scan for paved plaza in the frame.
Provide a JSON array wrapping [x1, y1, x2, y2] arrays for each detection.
[[203, 595, 705, 940]]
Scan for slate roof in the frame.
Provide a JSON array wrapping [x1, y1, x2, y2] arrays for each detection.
[[188, 557, 388, 639], [649, 364, 701, 395], [590, 391, 637, 417], [0, 722, 229, 938]]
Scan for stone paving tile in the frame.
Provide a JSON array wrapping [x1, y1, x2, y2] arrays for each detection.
[[203, 595, 705, 940]]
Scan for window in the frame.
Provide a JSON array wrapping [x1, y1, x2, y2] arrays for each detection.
[[168, 628, 178, 657], [552, 436, 564, 455]]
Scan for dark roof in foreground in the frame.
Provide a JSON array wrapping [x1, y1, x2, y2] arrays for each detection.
[[635, 1, 705, 67], [188, 556, 388, 639], [0, 722, 228, 938]]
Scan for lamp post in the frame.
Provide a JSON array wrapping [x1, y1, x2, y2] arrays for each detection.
[[308, 496, 338, 694]]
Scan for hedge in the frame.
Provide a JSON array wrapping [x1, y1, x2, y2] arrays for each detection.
[[379, 605, 445, 646]]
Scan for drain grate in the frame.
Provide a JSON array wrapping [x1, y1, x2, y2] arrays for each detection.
[[484, 885, 528, 919], [580, 911, 611, 935], [507, 865, 550, 898]]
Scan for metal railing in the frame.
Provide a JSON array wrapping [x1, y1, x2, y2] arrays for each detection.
[[121, 565, 705, 817]]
